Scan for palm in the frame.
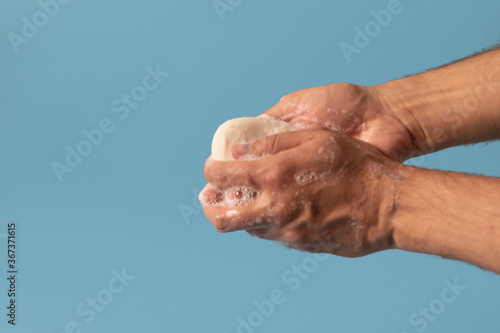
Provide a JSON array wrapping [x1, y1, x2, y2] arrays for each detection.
[[262, 83, 414, 161]]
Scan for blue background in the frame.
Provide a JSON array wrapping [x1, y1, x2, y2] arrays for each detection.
[[1, 0, 500, 332]]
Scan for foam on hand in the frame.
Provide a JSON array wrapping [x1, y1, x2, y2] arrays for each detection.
[[211, 117, 298, 161]]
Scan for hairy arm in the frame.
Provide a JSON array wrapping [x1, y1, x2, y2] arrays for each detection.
[[392, 166, 500, 273], [383, 47, 500, 272], [376, 46, 500, 156]]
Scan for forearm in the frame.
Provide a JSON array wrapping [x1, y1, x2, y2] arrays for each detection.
[[376, 47, 500, 156], [391, 166, 500, 273]]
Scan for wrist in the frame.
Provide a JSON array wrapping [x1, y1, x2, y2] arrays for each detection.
[[365, 154, 412, 251], [388, 165, 428, 253], [371, 157, 412, 252], [385, 164, 446, 255], [373, 78, 441, 158], [375, 49, 500, 158]]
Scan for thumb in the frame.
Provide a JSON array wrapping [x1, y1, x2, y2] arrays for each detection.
[[231, 130, 316, 160]]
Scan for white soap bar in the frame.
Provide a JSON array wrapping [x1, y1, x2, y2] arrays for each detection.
[[211, 117, 298, 161]]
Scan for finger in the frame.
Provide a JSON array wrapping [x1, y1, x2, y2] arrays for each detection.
[[246, 227, 326, 254], [231, 130, 319, 160], [246, 226, 282, 240], [203, 157, 260, 189], [202, 186, 301, 233], [286, 242, 326, 254], [202, 202, 270, 233]]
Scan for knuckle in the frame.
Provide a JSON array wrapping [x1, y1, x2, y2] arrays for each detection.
[[261, 162, 291, 187], [262, 167, 282, 186], [237, 167, 253, 182], [271, 206, 286, 223], [267, 135, 281, 153], [261, 134, 282, 155], [267, 200, 293, 226]]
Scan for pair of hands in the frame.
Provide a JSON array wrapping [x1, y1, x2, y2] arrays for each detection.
[[201, 83, 418, 257]]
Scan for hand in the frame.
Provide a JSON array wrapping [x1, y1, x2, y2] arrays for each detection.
[[261, 83, 416, 161], [200, 130, 402, 257]]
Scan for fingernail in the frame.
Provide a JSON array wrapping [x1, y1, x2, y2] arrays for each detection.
[[233, 143, 250, 157]]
